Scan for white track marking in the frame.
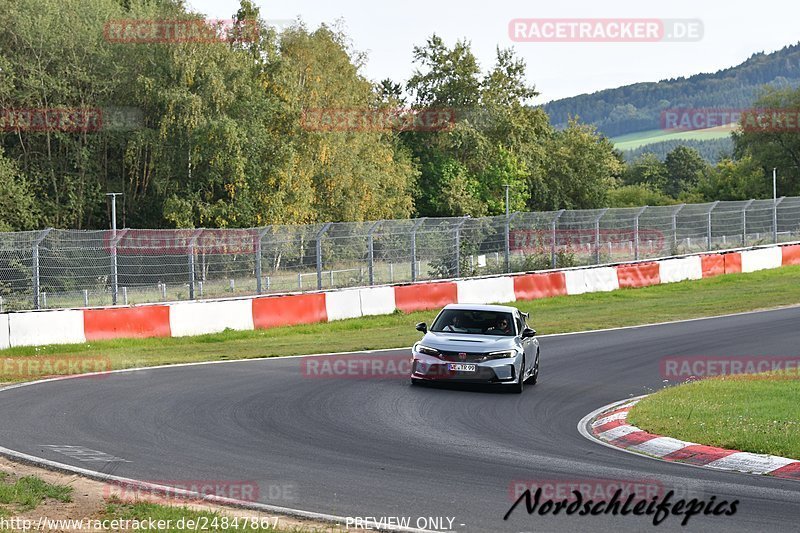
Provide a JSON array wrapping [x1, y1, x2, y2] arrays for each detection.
[[705, 452, 797, 474], [596, 424, 642, 441], [580, 396, 800, 480], [628, 437, 694, 458]]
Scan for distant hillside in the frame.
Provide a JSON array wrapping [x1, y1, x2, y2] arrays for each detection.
[[544, 43, 800, 139], [621, 137, 734, 164]]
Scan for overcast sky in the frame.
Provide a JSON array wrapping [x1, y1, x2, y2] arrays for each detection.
[[187, 0, 799, 103]]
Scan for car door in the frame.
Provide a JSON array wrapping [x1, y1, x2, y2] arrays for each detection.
[[524, 313, 540, 366], [517, 313, 535, 372]]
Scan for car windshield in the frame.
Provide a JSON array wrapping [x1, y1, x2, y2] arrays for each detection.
[[430, 310, 516, 336]]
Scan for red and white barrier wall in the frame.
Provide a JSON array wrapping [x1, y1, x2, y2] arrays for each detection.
[[3, 242, 800, 349]]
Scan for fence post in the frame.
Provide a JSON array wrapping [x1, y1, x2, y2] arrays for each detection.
[[594, 209, 609, 265], [741, 199, 754, 246], [633, 206, 647, 261], [188, 229, 202, 300], [367, 220, 383, 286], [551, 210, 565, 268], [31, 228, 52, 310], [410, 218, 426, 282], [255, 227, 270, 294], [774, 196, 786, 243], [111, 230, 118, 306], [504, 212, 519, 273], [672, 204, 686, 251], [315, 223, 332, 290], [455, 216, 470, 278], [707, 201, 720, 251], [109, 228, 128, 306]]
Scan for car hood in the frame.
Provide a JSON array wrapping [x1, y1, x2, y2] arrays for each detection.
[[418, 331, 519, 353]]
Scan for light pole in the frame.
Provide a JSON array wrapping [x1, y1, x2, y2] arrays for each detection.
[[773, 168, 778, 244], [106, 193, 122, 305], [503, 184, 511, 272], [106, 193, 122, 235]]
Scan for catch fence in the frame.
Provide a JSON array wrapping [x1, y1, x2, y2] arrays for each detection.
[[1, 197, 798, 311]]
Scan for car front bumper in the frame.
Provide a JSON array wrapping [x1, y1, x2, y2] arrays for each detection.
[[411, 354, 520, 384]]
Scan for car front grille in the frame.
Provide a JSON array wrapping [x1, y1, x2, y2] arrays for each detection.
[[437, 351, 491, 363]]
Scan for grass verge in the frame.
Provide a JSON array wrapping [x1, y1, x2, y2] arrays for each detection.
[[0, 472, 71, 516], [101, 501, 300, 532], [0, 470, 319, 532], [628, 372, 800, 459], [2, 265, 800, 383]]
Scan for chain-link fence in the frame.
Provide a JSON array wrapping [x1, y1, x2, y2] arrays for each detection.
[[1, 197, 799, 312]]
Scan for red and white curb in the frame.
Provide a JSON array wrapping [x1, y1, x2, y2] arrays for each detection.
[[580, 396, 800, 481]]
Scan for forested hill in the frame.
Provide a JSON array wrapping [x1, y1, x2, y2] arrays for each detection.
[[543, 43, 800, 138]]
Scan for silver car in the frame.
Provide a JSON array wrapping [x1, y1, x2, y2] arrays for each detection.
[[410, 304, 540, 393]]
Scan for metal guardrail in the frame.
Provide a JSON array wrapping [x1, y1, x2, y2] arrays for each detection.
[[1, 197, 799, 312]]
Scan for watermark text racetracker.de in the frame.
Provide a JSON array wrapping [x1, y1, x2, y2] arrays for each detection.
[[0, 107, 143, 133], [661, 356, 800, 381], [509, 18, 703, 42], [510, 229, 665, 255], [661, 108, 800, 132], [103, 228, 259, 255], [300, 108, 455, 132], [103, 479, 296, 505], [0, 515, 283, 531], [301, 354, 412, 379], [104, 18, 260, 43], [0, 356, 112, 380]]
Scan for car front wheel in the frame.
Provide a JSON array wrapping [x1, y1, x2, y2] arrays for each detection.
[[528, 352, 539, 386], [512, 357, 525, 394]]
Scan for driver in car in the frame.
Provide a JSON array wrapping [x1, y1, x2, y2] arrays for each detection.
[[444, 314, 468, 333], [488, 317, 512, 335]]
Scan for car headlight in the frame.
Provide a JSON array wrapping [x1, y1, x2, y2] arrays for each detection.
[[414, 344, 440, 357], [485, 350, 517, 360]]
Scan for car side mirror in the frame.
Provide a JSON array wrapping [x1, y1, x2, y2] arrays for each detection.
[[416, 322, 427, 333], [521, 327, 536, 338]]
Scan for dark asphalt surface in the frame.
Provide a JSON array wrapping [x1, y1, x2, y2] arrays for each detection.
[[2, 307, 800, 532]]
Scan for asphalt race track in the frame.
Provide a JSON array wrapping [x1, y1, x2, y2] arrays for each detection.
[[2, 307, 800, 532]]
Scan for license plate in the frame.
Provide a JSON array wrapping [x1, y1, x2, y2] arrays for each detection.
[[448, 363, 476, 372]]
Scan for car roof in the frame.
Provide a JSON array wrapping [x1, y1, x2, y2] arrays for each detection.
[[442, 303, 519, 313]]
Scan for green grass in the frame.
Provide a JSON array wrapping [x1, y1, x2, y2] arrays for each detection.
[[628, 373, 800, 459], [101, 501, 301, 532], [2, 265, 800, 383], [612, 127, 732, 151], [0, 473, 72, 515]]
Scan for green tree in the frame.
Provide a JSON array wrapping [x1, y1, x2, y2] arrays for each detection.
[[405, 38, 548, 216], [0, 0, 122, 228], [606, 184, 676, 207], [275, 25, 417, 222], [664, 146, 709, 198], [695, 156, 768, 201], [623, 153, 669, 191], [734, 86, 800, 196], [536, 120, 623, 210], [0, 147, 39, 231], [407, 34, 481, 108]]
